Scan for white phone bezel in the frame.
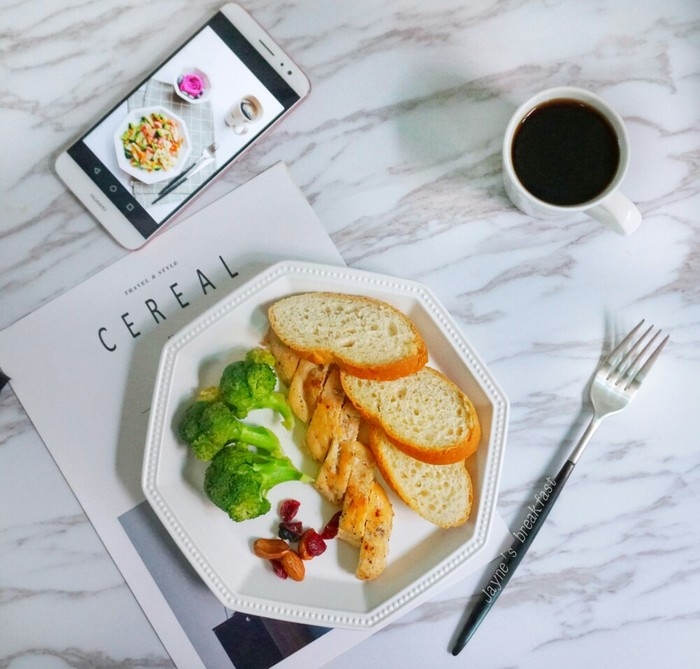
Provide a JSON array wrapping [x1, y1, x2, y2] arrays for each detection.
[[55, 3, 310, 250]]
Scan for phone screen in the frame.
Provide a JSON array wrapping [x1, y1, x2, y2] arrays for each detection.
[[65, 10, 302, 241]]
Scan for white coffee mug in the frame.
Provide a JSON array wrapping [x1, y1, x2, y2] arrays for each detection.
[[502, 87, 641, 235], [225, 96, 262, 135]]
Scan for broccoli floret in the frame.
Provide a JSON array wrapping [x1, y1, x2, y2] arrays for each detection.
[[203, 449, 267, 520], [203, 439, 312, 522], [195, 385, 221, 402], [245, 346, 277, 368], [218, 348, 294, 429], [178, 400, 281, 461]]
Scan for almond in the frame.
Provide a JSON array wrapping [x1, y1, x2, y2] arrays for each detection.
[[279, 549, 305, 581], [253, 538, 290, 560]]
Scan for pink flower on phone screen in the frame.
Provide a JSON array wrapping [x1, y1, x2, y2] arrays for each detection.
[[179, 74, 204, 97]]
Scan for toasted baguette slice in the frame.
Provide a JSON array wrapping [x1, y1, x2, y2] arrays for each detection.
[[369, 427, 472, 528], [267, 292, 428, 381], [356, 481, 393, 580], [341, 367, 481, 465]]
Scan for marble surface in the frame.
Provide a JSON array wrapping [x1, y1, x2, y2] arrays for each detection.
[[1, 0, 699, 667]]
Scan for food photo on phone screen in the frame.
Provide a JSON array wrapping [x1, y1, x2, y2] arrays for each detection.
[[82, 25, 282, 220]]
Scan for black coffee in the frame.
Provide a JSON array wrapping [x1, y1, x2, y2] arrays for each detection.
[[511, 99, 620, 206]]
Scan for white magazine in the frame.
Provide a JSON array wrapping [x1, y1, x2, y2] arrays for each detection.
[[0, 163, 510, 668]]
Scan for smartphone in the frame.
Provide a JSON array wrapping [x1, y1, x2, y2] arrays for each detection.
[[55, 3, 310, 249]]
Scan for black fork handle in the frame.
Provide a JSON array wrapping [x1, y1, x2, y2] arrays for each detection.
[[451, 459, 576, 655]]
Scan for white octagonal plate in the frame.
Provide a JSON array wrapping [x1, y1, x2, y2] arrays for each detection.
[[142, 260, 508, 630]]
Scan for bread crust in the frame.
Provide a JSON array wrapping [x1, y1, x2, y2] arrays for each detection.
[[289, 347, 428, 382], [385, 428, 480, 466], [341, 367, 482, 465], [369, 426, 472, 528], [268, 292, 428, 381]]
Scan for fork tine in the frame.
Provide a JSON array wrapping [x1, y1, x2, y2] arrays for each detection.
[[613, 324, 657, 382], [603, 320, 669, 391], [601, 319, 645, 376], [604, 321, 668, 390], [624, 331, 669, 391]]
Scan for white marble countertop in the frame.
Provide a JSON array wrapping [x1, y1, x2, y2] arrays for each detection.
[[1, 1, 699, 667]]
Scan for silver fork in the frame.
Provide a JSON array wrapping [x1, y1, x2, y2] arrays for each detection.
[[569, 320, 669, 465], [152, 141, 220, 204], [452, 320, 669, 656]]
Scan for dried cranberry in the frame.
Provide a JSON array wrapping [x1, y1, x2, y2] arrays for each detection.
[[278, 520, 303, 542], [298, 528, 327, 559], [279, 499, 301, 523], [320, 511, 341, 539], [270, 559, 288, 579]]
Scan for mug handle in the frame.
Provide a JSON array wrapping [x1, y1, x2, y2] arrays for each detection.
[[587, 191, 642, 235]]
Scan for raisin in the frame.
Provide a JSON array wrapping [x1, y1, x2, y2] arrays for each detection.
[[298, 528, 327, 559], [278, 521, 303, 542], [320, 511, 341, 539], [270, 559, 288, 579], [279, 499, 301, 523]]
